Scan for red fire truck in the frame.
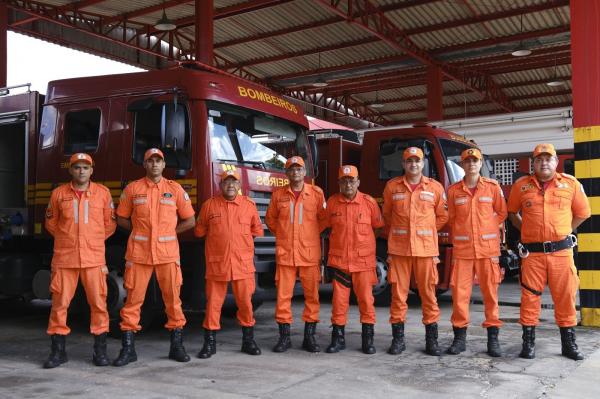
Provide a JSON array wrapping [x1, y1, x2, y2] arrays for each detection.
[[314, 123, 519, 304], [0, 64, 317, 323]]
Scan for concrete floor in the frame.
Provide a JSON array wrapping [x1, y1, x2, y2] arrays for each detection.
[[1, 279, 600, 399]]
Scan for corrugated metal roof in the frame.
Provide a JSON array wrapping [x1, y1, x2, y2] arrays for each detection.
[[7, 0, 573, 126]]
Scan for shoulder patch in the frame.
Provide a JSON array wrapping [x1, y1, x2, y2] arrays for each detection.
[[515, 175, 531, 184], [560, 173, 576, 181], [183, 192, 190, 201], [482, 177, 500, 185]]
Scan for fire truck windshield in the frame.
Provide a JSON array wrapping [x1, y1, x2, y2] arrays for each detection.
[[207, 101, 312, 176], [439, 138, 493, 183]]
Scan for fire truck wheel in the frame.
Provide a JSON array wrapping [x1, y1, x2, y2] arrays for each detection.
[[106, 271, 126, 337], [373, 257, 391, 306]]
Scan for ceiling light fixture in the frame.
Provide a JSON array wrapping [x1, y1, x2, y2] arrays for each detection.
[[511, 14, 531, 57], [154, 1, 176, 31], [371, 79, 384, 108], [312, 51, 328, 88], [546, 54, 565, 87]]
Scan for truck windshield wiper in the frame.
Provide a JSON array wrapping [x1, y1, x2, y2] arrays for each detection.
[[217, 159, 266, 169]]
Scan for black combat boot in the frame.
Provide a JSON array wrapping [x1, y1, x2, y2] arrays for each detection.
[[198, 330, 216, 359], [446, 326, 467, 355], [273, 323, 291, 353], [326, 325, 346, 353], [519, 326, 535, 359], [112, 331, 137, 366], [425, 323, 441, 356], [361, 323, 376, 354], [168, 328, 190, 362], [387, 323, 406, 355], [301, 322, 321, 353], [559, 327, 584, 361], [92, 333, 110, 366], [241, 326, 262, 355], [487, 327, 502, 358], [43, 334, 68, 369]]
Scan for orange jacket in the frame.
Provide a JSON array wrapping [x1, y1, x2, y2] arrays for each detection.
[[325, 191, 384, 272], [382, 175, 448, 257], [507, 173, 591, 256], [45, 182, 116, 268], [116, 177, 195, 265], [265, 183, 327, 266], [195, 195, 264, 281], [448, 177, 507, 259]]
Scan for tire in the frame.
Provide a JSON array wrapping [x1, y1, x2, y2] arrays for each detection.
[[373, 256, 391, 306]]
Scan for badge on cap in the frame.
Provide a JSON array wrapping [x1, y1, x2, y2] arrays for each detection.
[[468, 149, 474, 155], [292, 157, 299, 164], [410, 148, 417, 154], [77, 154, 85, 160], [151, 148, 159, 154], [343, 166, 351, 174], [227, 170, 235, 176]]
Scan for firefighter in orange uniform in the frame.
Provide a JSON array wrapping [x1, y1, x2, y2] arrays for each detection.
[[195, 169, 264, 358], [324, 165, 384, 354], [113, 148, 196, 366], [383, 147, 448, 356], [446, 148, 507, 357], [265, 156, 327, 353], [44, 153, 116, 368], [508, 143, 590, 360]]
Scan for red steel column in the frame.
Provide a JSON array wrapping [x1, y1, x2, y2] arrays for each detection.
[[571, 0, 600, 327], [0, 2, 7, 88], [195, 0, 213, 66], [426, 65, 443, 121]]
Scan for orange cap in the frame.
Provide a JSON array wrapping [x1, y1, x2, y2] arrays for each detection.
[[285, 156, 305, 169], [338, 165, 358, 179], [403, 147, 424, 160], [69, 153, 93, 166], [144, 148, 165, 161], [532, 143, 556, 158], [220, 169, 241, 182], [460, 147, 483, 161]]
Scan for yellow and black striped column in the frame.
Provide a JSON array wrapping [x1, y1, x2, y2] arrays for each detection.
[[571, 1, 600, 327], [574, 127, 600, 327]]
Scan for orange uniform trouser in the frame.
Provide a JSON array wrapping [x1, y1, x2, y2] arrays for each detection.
[[450, 258, 502, 329], [120, 262, 186, 331], [203, 278, 256, 330], [275, 265, 320, 324], [388, 255, 440, 325], [331, 268, 377, 325], [47, 266, 109, 335], [519, 254, 579, 327]]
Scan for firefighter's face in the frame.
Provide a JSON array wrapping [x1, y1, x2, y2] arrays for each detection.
[[144, 155, 165, 178], [220, 177, 240, 201], [286, 165, 306, 184], [533, 154, 558, 181], [403, 157, 424, 177], [69, 162, 93, 185], [460, 157, 482, 175], [339, 177, 359, 200]]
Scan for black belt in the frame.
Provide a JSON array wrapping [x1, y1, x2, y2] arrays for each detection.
[[522, 236, 575, 254]]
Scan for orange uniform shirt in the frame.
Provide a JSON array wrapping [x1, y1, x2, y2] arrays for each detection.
[[45, 182, 116, 268], [325, 191, 384, 272], [116, 177, 195, 265], [447, 177, 507, 259], [382, 175, 448, 257], [507, 173, 591, 256], [195, 195, 264, 281], [265, 183, 327, 266]]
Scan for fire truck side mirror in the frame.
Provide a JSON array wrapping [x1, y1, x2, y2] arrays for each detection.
[[308, 134, 319, 178], [161, 104, 186, 152]]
